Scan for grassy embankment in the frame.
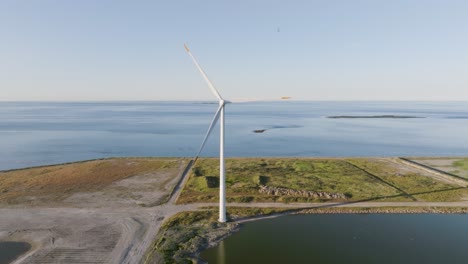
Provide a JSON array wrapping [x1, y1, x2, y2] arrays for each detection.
[[453, 158, 468, 178], [0, 157, 184, 205], [348, 158, 467, 201], [453, 158, 468, 169], [410, 157, 468, 180], [144, 207, 291, 264], [178, 158, 468, 204]]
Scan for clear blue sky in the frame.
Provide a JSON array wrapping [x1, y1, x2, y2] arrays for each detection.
[[1, 0, 467, 101]]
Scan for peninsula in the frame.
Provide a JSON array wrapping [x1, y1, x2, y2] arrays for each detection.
[[0, 157, 467, 263]]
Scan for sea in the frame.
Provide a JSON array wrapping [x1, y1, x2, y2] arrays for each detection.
[[1, 101, 468, 171]]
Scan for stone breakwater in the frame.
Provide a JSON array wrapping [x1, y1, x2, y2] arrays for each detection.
[[298, 207, 468, 214], [258, 185, 346, 199]]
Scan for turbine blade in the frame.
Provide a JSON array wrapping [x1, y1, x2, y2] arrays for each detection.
[[195, 104, 223, 160], [184, 44, 223, 101]]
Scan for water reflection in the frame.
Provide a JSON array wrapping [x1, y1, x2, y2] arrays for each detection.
[[217, 240, 226, 264]]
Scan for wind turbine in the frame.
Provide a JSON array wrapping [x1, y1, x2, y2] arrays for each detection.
[[184, 44, 229, 223]]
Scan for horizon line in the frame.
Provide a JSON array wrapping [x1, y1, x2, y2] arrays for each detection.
[[1, 99, 468, 103]]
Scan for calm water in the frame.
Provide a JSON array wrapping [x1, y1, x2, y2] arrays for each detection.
[[0, 242, 31, 263], [201, 214, 468, 264], [1, 101, 468, 170]]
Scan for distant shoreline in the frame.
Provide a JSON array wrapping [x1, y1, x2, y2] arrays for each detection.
[[3, 155, 468, 173], [327, 115, 425, 119]]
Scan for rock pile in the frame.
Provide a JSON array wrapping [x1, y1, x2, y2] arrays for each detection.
[[258, 185, 346, 199]]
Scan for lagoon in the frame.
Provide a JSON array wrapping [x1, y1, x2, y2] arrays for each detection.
[[201, 214, 468, 264]]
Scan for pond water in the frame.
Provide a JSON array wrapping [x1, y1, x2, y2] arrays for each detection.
[[0, 242, 31, 264], [201, 214, 468, 264]]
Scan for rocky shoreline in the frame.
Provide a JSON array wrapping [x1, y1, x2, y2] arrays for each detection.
[[190, 206, 468, 262], [259, 185, 347, 199], [298, 207, 468, 214], [193, 224, 241, 264]]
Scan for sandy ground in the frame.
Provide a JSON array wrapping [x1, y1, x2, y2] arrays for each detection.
[[0, 160, 200, 264], [1, 157, 467, 264], [0, 206, 202, 264]]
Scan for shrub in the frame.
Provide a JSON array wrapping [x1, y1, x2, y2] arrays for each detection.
[[205, 176, 219, 188], [253, 175, 269, 185], [192, 167, 204, 177]]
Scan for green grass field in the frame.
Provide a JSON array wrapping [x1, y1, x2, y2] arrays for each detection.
[[453, 158, 468, 172], [409, 157, 468, 180], [177, 158, 468, 204], [348, 159, 467, 202]]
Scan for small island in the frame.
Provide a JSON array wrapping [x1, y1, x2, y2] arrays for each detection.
[[253, 129, 266, 133], [327, 115, 425, 119]]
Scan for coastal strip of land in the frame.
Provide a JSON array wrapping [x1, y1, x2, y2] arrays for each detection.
[[0, 157, 467, 263]]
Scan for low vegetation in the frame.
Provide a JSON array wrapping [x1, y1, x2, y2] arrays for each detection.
[[348, 159, 468, 202], [178, 158, 468, 204], [0, 158, 184, 205], [145, 210, 229, 264], [145, 207, 290, 264], [410, 157, 468, 180], [453, 158, 468, 172]]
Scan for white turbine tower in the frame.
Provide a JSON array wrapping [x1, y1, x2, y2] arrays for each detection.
[[184, 44, 229, 223]]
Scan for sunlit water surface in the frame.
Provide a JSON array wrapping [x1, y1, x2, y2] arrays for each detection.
[[1, 101, 468, 170]]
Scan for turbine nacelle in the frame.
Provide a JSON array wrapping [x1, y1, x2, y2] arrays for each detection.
[[219, 100, 231, 106]]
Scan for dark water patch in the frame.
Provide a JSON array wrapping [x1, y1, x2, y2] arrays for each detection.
[[201, 214, 468, 264], [446, 116, 468, 119], [0, 242, 31, 263], [252, 125, 303, 133]]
